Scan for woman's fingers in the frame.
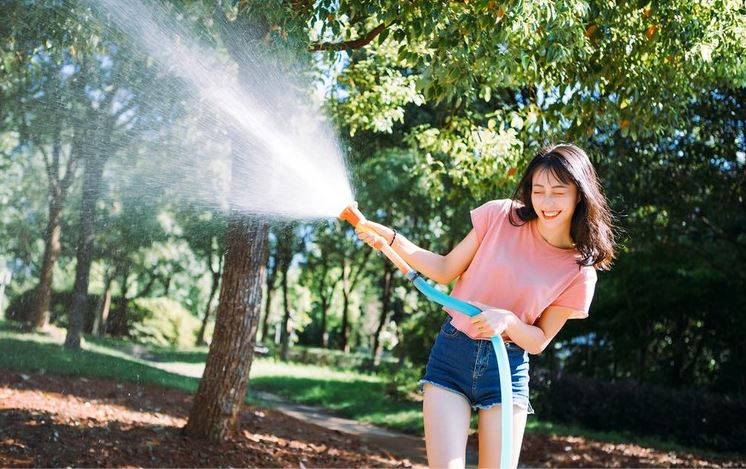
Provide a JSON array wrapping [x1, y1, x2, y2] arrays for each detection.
[[469, 301, 490, 312], [358, 220, 382, 236], [355, 228, 381, 249], [470, 314, 484, 329]]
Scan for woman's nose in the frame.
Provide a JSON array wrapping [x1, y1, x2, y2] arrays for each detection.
[[539, 194, 555, 206]]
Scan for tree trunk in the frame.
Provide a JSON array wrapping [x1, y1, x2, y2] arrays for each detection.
[[66, 150, 107, 349], [280, 265, 291, 361], [259, 237, 276, 343], [259, 286, 274, 342], [163, 275, 172, 296], [30, 197, 64, 330], [196, 257, 222, 346], [316, 262, 338, 348], [29, 88, 80, 330], [109, 264, 130, 336], [373, 266, 394, 366], [183, 217, 268, 442], [260, 283, 274, 343], [274, 226, 294, 358], [320, 295, 329, 348], [0, 269, 10, 321], [92, 268, 114, 336], [338, 250, 370, 352], [341, 289, 350, 353]]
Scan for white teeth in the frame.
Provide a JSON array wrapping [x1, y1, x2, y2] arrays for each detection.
[[543, 211, 560, 217]]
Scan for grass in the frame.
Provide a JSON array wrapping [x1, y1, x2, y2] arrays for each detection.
[[0, 323, 286, 410], [248, 359, 423, 434], [0, 324, 200, 393], [0, 320, 742, 460]]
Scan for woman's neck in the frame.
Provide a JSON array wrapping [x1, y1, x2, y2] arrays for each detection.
[[536, 220, 575, 249]]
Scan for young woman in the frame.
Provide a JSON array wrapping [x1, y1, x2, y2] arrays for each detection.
[[356, 144, 616, 468]]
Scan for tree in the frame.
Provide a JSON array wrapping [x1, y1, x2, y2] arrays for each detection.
[[372, 260, 394, 365], [183, 5, 278, 441], [173, 209, 228, 345], [13, 33, 89, 330], [258, 228, 278, 344], [299, 223, 344, 347], [65, 26, 177, 348], [183, 215, 269, 441], [338, 237, 372, 352], [275, 223, 305, 361], [90, 155, 172, 336]]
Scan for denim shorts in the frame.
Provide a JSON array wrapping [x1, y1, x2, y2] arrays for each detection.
[[419, 318, 534, 413]]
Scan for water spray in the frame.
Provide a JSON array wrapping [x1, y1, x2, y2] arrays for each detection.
[[340, 202, 514, 469]]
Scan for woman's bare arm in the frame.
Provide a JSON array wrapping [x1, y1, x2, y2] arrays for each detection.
[[356, 221, 479, 284]]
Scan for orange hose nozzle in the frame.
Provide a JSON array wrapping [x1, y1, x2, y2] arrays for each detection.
[[338, 201, 412, 275], [339, 202, 365, 227], [339, 202, 385, 249]]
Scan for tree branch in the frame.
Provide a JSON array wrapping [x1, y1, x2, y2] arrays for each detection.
[[700, 213, 746, 250], [38, 145, 56, 195], [349, 248, 373, 291], [39, 145, 53, 180], [310, 20, 393, 52], [60, 130, 82, 192]]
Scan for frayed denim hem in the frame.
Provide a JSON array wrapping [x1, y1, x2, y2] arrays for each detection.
[[418, 379, 472, 405], [473, 399, 535, 415], [419, 379, 535, 415]]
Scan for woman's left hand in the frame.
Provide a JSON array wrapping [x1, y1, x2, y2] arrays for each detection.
[[469, 302, 517, 337]]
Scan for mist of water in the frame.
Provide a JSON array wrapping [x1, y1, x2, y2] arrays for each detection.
[[94, 0, 354, 220]]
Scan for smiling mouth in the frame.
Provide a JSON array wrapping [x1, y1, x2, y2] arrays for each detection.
[[542, 210, 561, 220]]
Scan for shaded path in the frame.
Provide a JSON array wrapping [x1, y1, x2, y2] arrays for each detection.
[[149, 361, 430, 467], [253, 390, 428, 467]]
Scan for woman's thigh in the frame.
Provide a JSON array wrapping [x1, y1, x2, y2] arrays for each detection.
[[477, 404, 528, 469], [423, 383, 472, 469]]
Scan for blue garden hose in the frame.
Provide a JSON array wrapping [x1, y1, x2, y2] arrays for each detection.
[[407, 271, 513, 469]]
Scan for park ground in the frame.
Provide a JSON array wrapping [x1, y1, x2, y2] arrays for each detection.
[[1, 326, 745, 468]]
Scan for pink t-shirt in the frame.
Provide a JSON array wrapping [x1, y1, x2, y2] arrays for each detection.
[[445, 199, 597, 341]]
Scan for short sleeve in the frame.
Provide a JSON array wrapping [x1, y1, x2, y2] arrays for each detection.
[[470, 199, 511, 243], [550, 266, 597, 319]]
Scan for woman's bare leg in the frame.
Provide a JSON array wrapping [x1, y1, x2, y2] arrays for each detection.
[[423, 384, 472, 468], [476, 404, 528, 469]]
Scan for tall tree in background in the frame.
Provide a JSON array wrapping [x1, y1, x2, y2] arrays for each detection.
[[299, 223, 344, 347], [339, 244, 372, 352], [63, 0, 190, 348], [173, 209, 227, 346], [276, 224, 302, 361], [259, 228, 278, 344], [1, 3, 92, 330]]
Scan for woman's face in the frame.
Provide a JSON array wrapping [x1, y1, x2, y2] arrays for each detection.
[[530, 167, 580, 231]]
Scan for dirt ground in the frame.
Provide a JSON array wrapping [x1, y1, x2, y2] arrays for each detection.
[[1, 370, 744, 468]]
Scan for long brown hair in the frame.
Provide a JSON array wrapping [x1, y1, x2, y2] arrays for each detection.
[[509, 144, 617, 270]]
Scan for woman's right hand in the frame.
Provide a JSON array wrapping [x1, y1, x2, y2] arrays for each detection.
[[355, 220, 393, 250]]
